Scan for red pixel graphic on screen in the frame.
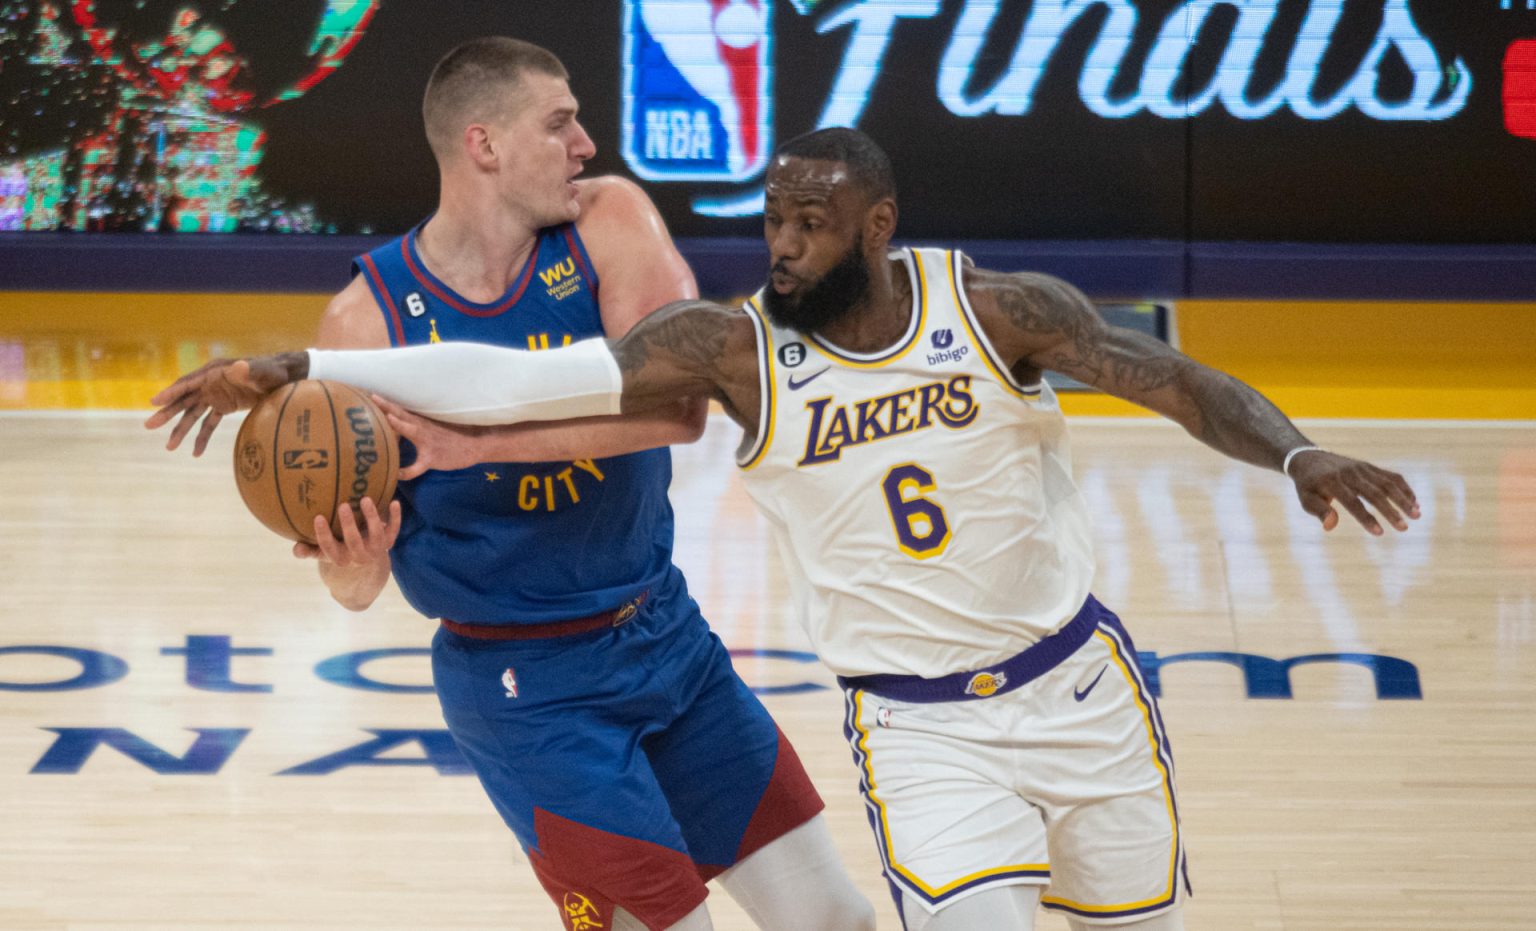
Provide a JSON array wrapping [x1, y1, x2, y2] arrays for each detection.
[[1505, 40, 1536, 139]]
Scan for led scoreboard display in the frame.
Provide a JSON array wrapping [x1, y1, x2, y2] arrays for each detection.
[[2, 0, 1532, 245]]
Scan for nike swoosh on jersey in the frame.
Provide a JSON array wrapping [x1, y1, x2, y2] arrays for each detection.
[[1073, 663, 1109, 701], [787, 368, 831, 390]]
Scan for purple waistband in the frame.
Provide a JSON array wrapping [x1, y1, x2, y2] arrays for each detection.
[[836, 596, 1105, 703]]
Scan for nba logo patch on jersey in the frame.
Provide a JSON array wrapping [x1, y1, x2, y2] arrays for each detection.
[[964, 670, 1007, 698], [501, 667, 519, 699], [622, 0, 773, 181]]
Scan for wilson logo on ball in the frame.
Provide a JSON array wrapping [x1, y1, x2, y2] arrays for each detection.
[[346, 407, 379, 504]]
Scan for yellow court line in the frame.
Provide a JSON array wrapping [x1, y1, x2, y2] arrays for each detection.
[[3, 292, 1532, 416]]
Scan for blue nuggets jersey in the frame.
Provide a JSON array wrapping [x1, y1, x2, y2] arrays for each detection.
[[352, 222, 676, 623]]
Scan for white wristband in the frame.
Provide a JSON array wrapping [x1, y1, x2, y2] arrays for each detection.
[[1282, 445, 1323, 477], [306, 339, 622, 426]]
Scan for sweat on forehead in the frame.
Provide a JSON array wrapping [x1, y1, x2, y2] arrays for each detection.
[[770, 127, 897, 201], [766, 158, 853, 201]]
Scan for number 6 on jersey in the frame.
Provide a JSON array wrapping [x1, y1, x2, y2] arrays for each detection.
[[881, 463, 951, 559]]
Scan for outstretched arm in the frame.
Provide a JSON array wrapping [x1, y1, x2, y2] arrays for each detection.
[[308, 299, 755, 421], [608, 300, 761, 421], [480, 174, 710, 460], [145, 300, 761, 467], [365, 301, 761, 476], [966, 267, 1419, 534]]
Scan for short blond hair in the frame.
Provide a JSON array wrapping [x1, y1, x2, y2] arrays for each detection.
[[422, 37, 568, 160]]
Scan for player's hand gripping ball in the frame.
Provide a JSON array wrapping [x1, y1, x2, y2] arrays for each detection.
[[232, 381, 398, 544]]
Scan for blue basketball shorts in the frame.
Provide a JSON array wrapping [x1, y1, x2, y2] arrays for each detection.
[[430, 570, 823, 930]]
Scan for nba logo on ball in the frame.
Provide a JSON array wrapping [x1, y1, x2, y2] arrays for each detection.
[[501, 668, 519, 699], [622, 0, 772, 181]]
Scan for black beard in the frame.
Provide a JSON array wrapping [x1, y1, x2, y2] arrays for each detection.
[[762, 236, 870, 334]]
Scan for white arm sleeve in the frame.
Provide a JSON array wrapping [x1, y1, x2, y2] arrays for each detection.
[[305, 339, 622, 426]]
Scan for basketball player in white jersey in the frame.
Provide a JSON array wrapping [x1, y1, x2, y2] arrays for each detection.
[[149, 128, 1419, 930]]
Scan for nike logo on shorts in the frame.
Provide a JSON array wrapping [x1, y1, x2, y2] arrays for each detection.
[[1074, 663, 1108, 702], [787, 368, 830, 390]]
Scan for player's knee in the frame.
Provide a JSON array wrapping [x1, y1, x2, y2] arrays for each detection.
[[856, 898, 879, 931], [785, 867, 876, 930], [616, 903, 714, 931], [716, 815, 874, 930], [831, 888, 878, 931]]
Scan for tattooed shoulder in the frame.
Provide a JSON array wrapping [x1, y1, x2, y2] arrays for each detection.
[[960, 267, 1106, 367], [972, 269, 1099, 337]]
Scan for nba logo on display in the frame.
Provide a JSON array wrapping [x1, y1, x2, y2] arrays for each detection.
[[622, 0, 772, 181]]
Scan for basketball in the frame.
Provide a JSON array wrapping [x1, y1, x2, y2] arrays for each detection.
[[232, 380, 398, 545]]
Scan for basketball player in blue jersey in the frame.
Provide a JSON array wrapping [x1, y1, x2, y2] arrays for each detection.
[[147, 40, 873, 931], [151, 128, 1419, 931]]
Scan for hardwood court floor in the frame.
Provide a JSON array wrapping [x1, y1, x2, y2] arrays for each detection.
[[1, 412, 1533, 930]]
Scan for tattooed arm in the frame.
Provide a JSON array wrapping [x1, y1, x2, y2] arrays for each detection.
[[146, 300, 761, 454], [965, 267, 1418, 533], [607, 299, 763, 431], [322, 301, 765, 477], [966, 268, 1301, 468]]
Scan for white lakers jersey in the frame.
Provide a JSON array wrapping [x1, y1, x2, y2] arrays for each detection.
[[737, 247, 1095, 679]]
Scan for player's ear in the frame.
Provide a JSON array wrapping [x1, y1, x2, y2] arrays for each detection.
[[464, 123, 497, 169], [865, 198, 897, 251]]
